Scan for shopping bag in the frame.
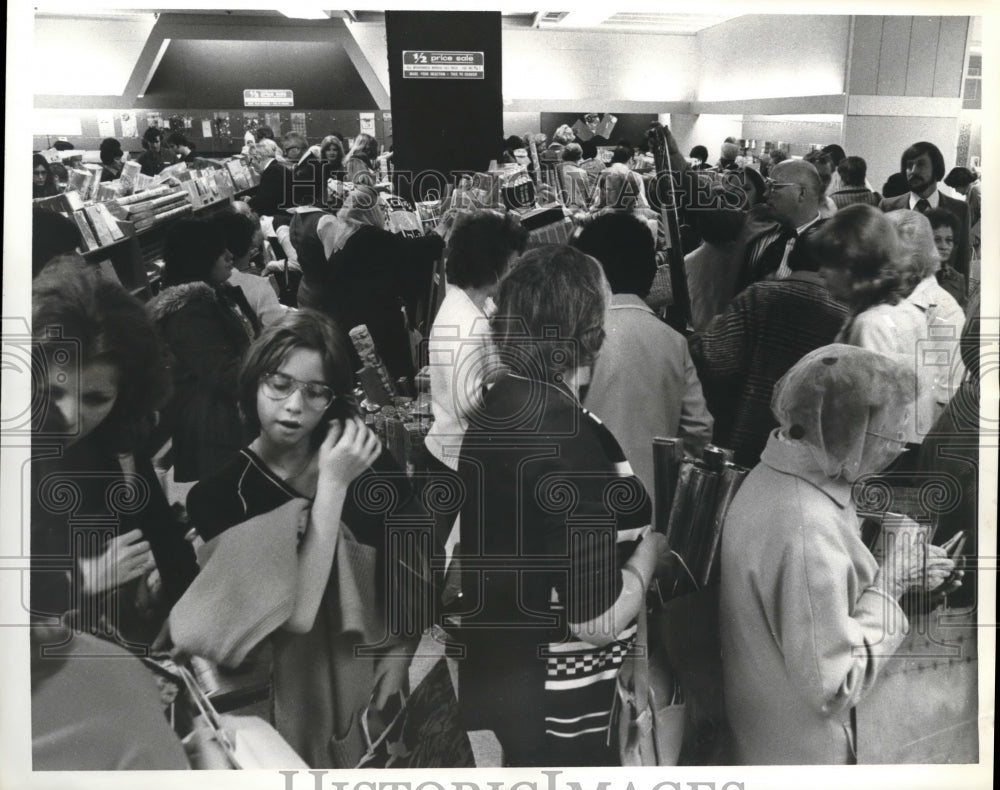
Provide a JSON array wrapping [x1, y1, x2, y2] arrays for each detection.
[[356, 658, 474, 768], [653, 585, 730, 765], [613, 603, 686, 766], [177, 663, 309, 769]]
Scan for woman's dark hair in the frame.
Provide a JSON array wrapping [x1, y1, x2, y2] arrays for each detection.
[[254, 125, 275, 143], [215, 211, 258, 260], [238, 310, 359, 447], [491, 245, 608, 380], [881, 171, 910, 199], [445, 211, 528, 289], [165, 131, 191, 149], [504, 135, 523, 153], [141, 126, 162, 149], [580, 139, 598, 160], [821, 144, 847, 165], [99, 138, 123, 165], [925, 206, 961, 236], [52, 141, 75, 151], [562, 143, 583, 163], [943, 166, 978, 189], [33, 154, 59, 198], [610, 145, 632, 165], [900, 141, 945, 182], [837, 156, 868, 187], [32, 265, 172, 453], [319, 134, 345, 167], [33, 208, 83, 276], [809, 204, 903, 314], [162, 217, 229, 286], [573, 212, 656, 297], [689, 145, 709, 163]]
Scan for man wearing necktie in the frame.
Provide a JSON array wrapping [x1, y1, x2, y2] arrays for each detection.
[[879, 141, 971, 291], [735, 159, 824, 294]]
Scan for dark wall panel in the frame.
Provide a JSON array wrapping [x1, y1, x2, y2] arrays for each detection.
[[385, 11, 503, 202], [141, 39, 377, 110]]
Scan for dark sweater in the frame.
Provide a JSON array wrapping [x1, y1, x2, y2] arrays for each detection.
[[688, 271, 848, 467]]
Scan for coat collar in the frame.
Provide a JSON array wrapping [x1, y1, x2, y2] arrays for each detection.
[[758, 430, 854, 508]]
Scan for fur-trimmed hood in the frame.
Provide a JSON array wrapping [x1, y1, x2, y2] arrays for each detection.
[[147, 281, 219, 322]]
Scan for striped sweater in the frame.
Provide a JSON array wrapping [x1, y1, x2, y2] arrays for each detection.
[[688, 272, 848, 468], [455, 371, 650, 766]]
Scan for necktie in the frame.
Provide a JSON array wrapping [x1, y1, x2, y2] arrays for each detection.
[[748, 226, 797, 282], [915, 198, 930, 213]]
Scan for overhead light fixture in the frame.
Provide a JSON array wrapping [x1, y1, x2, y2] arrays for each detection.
[[556, 10, 613, 28], [280, 3, 330, 20]]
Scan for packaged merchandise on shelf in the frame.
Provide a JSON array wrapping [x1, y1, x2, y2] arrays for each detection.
[[133, 202, 193, 232], [66, 167, 96, 199], [361, 396, 433, 474], [349, 325, 398, 397], [110, 185, 176, 207], [107, 189, 191, 222], [83, 204, 118, 247], [119, 160, 142, 195], [33, 190, 85, 214], [380, 193, 423, 238], [71, 210, 99, 251]]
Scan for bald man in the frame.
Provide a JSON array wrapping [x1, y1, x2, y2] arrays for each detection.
[[732, 159, 824, 291]]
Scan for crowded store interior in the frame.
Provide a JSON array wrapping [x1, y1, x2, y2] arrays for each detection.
[[15, 6, 990, 774]]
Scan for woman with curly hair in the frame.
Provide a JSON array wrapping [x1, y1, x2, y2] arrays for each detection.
[[810, 204, 930, 445], [31, 265, 198, 647]]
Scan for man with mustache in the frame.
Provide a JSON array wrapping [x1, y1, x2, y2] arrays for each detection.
[[880, 141, 971, 292]]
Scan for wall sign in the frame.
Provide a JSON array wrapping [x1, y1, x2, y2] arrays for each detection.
[[402, 51, 484, 80], [243, 89, 295, 107]]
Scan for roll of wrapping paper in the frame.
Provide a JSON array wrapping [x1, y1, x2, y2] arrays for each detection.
[[701, 444, 731, 473], [663, 459, 696, 547], [670, 465, 721, 598], [349, 324, 397, 396], [699, 462, 750, 588], [652, 437, 685, 534], [662, 461, 720, 596]]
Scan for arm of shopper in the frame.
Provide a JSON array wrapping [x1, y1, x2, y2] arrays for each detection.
[[677, 344, 715, 457], [284, 419, 382, 633], [688, 290, 753, 380]]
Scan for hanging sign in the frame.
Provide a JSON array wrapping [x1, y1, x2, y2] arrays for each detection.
[[243, 89, 295, 107], [402, 51, 484, 79]]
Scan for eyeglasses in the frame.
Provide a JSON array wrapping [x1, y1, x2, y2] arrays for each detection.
[[284, 147, 302, 158], [260, 372, 335, 410], [764, 178, 802, 192]]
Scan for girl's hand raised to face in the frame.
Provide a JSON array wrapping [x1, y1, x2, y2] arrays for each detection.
[[316, 417, 381, 487]]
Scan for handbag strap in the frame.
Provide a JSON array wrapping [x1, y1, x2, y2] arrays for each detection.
[[633, 601, 650, 717], [177, 663, 242, 768]]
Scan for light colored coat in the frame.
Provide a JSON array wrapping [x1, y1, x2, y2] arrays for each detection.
[[584, 294, 713, 493], [720, 434, 909, 764]]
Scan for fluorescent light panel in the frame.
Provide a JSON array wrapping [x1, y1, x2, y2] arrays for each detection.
[[280, 3, 329, 20]]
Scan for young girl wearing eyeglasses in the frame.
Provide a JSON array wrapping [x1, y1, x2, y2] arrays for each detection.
[[185, 310, 419, 768]]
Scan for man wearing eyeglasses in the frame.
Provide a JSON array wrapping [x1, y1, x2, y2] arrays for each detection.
[[733, 159, 824, 294]]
